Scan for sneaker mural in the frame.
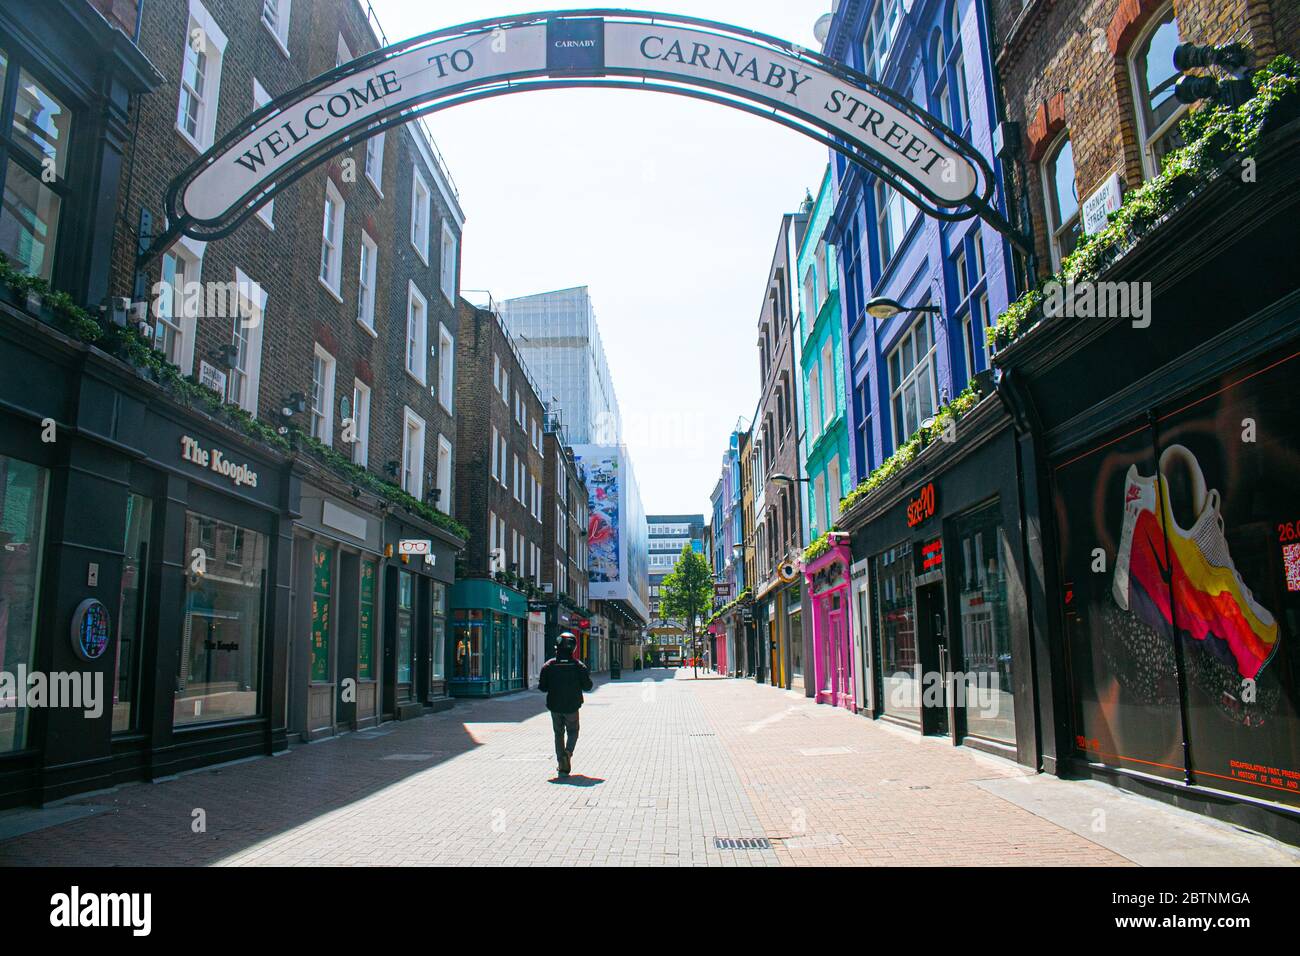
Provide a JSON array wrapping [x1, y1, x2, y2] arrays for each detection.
[[1054, 344, 1300, 808], [1113, 444, 1280, 681]]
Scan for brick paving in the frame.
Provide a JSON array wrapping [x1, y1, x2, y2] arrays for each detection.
[[0, 670, 1129, 866]]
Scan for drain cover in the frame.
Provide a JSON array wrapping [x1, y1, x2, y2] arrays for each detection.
[[714, 837, 773, 850]]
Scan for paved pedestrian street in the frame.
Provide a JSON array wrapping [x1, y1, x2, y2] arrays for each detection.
[[1, 671, 1295, 867]]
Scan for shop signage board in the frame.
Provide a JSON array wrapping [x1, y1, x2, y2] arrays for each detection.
[[179, 435, 259, 489], [906, 481, 937, 528], [714, 582, 732, 597], [146, 11, 1000, 258], [399, 539, 432, 555]]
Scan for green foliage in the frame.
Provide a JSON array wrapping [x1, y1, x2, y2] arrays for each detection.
[[0, 251, 467, 542], [838, 384, 981, 516], [659, 545, 715, 630], [706, 586, 752, 628], [803, 531, 833, 564], [988, 55, 1300, 347]]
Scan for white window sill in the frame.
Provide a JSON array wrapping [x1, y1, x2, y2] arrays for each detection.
[[356, 316, 378, 338], [411, 241, 429, 266], [365, 172, 383, 198], [257, 211, 275, 230], [441, 285, 456, 306], [175, 123, 210, 156], [439, 396, 453, 415], [405, 367, 427, 388], [262, 19, 291, 59], [318, 275, 344, 304]]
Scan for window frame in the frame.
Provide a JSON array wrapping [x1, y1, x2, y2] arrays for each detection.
[[401, 406, 426, 498], [260, 0, 291, 57], [1127, 2, 1187, 181], [318, 178, 345, 300], [886, 312, 939, 449], [176, 0, 228, 153], [350, 378, 371, 466], [440, 220, 458, 304], [357, 229, 378, 333], [437, 322, 454, 412], [310, 343, 337, 446], [405, 280, 428, 384], [410, 167, 431, 264], [1041, 131, 1081, 271]]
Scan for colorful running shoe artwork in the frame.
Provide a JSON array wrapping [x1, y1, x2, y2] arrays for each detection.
[[1112, 445, 1280, 680]]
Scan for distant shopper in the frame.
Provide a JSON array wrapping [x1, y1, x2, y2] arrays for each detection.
[[538, 632, 593, 776]]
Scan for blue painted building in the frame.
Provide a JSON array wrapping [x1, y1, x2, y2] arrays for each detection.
[[817, 0, 1037, 762], [824, 0, 1016, 484]]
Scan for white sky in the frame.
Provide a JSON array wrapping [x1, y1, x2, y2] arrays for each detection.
[[371, 1, 830, 517]]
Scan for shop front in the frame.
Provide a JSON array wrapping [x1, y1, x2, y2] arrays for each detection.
[[448, 577, 526, 697], [841, 397, 1035, 765], [289, 475, 385, 739], [380, 516, 459, 720], [998, 122, 1300, 839], [804, 534, 855, 710], [0, 325, 294, 808]]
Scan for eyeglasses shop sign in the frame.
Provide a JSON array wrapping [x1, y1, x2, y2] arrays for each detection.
[[180, 435, 259, 489]]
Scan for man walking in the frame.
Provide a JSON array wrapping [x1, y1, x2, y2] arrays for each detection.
[[538, 632, 593, 777]]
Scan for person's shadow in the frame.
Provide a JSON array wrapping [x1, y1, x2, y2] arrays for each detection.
[[547, 774, 605, 787]]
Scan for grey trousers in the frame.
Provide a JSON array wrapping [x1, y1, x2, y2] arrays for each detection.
[[551, 710, 579, 761]]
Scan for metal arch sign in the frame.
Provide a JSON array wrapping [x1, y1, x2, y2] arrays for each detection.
[[151, 10, 999, 255]]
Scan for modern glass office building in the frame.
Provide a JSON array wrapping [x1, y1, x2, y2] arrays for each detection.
[[500, 286, 623, 445]]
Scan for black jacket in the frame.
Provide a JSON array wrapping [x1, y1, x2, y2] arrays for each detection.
[[538, 656, 593, 713]]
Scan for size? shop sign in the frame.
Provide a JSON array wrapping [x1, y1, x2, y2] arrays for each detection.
[[906, 481, 937, 528], [180, 435, 259, 488]]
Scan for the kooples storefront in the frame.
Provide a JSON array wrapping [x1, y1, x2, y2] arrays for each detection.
[[999, 125, 1300, 839], [288, 476, 460, 738], [841, 396, 1037, 766], [0, 328, 293, 807]]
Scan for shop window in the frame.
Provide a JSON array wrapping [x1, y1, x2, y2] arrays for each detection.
[[1130, 4, 1186, 180], [358, 559, 376, 680], [887, 313, 938, 448], [1041, 132, 1080, 270], [176, 0, 227, 152], [310, 545, 333, 683], [453, 609, 484, 679], [953, 501, 1016, 744], [396, 569, 414, 696], [0, 455, 48, 752], [872, 542, 919, 724], [430, 582, 447, 682], [0, 54, 74, 282], [176, 513, 267, 726], [113, 495, 152, 734]]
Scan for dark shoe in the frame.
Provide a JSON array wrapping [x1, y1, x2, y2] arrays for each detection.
[[559, 753, 571, 775]]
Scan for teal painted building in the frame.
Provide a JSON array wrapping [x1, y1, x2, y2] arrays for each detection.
[[798, 166, 851, 544], [449, 577, 528, 697]]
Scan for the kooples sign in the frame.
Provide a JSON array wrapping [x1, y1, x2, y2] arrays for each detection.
[[176, 17, 979, 230], [180, 435, 259, 489]]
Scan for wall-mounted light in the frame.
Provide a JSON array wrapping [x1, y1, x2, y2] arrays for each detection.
[[385, 460, 400, 478], [280, 391, 307, 418], [866, 297, 942, 321]]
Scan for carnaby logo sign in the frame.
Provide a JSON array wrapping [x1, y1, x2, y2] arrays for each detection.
[[547, 16, 603, 73], [155, 12, 989, 250]]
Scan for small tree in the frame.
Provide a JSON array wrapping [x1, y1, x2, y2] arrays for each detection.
[[658, 545, 715, 678]]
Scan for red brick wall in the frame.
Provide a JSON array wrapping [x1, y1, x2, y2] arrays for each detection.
[[993, 0, 1298, 273]]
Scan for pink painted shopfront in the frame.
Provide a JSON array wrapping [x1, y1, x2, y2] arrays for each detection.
[[805, 534, 855, 710]]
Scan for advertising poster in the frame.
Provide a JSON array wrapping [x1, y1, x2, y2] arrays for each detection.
[[1053, 345, 1300, 806], [578, 450, 621, 584]]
